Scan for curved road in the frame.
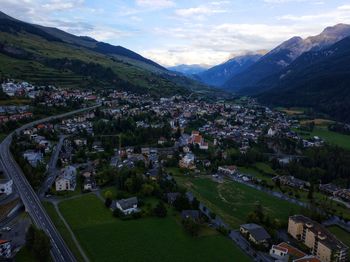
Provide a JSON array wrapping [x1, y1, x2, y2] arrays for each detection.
[[0, 105, 100, 262]]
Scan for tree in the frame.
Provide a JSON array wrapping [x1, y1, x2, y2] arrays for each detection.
[[105, 197, 112, 208], [154, 201, 167, 217], [141, 184, 154, 196], [113, 208, 124, 218], [25, 225, 51, 262], [174, 195, 191, 211], [104, 190, 113, 199], [182, 218, 200, 236], [308, 184, 314, 200], [25, 225, 35, 250], [33, 230, 51, 261]]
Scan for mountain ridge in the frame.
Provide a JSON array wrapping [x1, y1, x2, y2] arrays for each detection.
[[224, 23, 350, 93], [0, 11, 212, 96], [198, 54, 263, 87], [256, 35, 350, 122]]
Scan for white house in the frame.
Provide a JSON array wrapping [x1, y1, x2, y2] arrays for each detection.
[[0, 240, 11, 258], [116, 197, 138, 215], [270, 244, 289, 261], [55, 166, 77, 191], [267, 128, 277, 137], [179, 152, 195, 169], [218, 165, 237, 176], [23, 150, 43, 167], [0, 179, 13, 196]]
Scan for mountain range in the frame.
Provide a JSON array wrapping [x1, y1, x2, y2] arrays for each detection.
[[0, 11, 212, 97], [257, 34, 350, 122], [188, 24, 350, 122], [168, 64, 209, 76], [224, 24, 350, 93], [197, 54, 263, 87]]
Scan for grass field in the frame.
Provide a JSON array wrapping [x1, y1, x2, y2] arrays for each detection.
[[327, 226, 350, 256], [58, 194, 250, 262], [42, 201, 85, 262], [0, 133, 8, 143], [295, 126, 350, 151], [175, 176, 300, 228], [311, 127, 350, 150], [239, 163, 276, 185], [16, 247, 37, 262]]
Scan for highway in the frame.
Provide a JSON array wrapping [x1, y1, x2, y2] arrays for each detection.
[[0, 105, 100, 262]]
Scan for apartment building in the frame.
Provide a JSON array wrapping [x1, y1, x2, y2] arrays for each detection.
[[288, 215, 348, 262]]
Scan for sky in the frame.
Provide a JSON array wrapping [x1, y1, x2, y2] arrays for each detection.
[[1, 0, 350, 67]]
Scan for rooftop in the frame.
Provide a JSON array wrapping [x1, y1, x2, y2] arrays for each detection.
[[290, 215, 349, 251]]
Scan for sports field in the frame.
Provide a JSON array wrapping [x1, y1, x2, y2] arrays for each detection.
[[175, 176, 300, 228], [58, 194, 250, 262]]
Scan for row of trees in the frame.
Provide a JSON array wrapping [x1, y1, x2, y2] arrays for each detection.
[[25, 225, 51, 261]]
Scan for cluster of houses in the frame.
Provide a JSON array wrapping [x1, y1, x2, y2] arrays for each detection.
[[236, 214, 348, 262], [178, 131, 208, 170], [21, 124, 54, 167], [320, 184, 350, 204], [59, 112, 95, 134], [1, 81, 35, 97], [55, 165, 77, 192], [273, 175, 310, 190], [0, 105, 33, 124], [1, 80, 99, 110], [100, 90, 326, 159], [270, 177, 350, 205], [0, 177, 14, 259]]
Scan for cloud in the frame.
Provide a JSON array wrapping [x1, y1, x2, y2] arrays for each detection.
[[42, 0, 84, 12], [175, 6, 227, 17], [145, 22, 321, 66], [264, 0, 317, 3], [135, 0, 175, 8], [279, 4, 350, 24], [0, 0, 133, 42]]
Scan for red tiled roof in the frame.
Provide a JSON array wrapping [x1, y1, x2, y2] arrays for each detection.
[[278, 242, 306, 259], [294, 256, 321, 262], [272, 245, 288, 253]]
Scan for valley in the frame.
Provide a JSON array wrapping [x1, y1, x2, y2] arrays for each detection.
[[0, 5, 350, 262]]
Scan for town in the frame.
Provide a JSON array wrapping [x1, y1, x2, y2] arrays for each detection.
[[0, 80, 349, 262]]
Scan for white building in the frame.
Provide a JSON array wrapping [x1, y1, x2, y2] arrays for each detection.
[[55, 166, 77, 191], [267, 128, 277, 137], [179, 152, 195, 169], [218, 165, 237, 176], [23, 150, 43, 167], [0, 240, 11, 258], [270, 244, 289, 261], [0, 179, 13, 196], [116, 197, 138, 215]]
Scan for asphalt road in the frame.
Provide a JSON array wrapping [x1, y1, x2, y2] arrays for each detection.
[[39, 135, 67, 198], [0, 105, 100, 262]]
